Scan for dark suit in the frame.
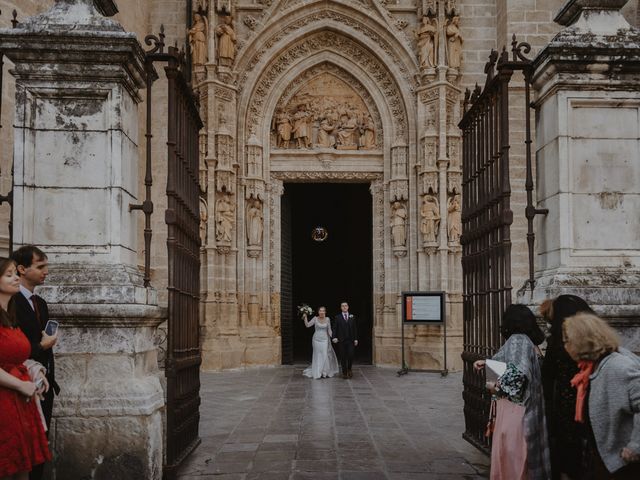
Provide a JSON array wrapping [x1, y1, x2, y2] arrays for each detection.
[[333, 313, 358, 375]]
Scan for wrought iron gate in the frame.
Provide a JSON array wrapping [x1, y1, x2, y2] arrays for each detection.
[[140, 29, 203, 477], [459, 36, 547, 452]]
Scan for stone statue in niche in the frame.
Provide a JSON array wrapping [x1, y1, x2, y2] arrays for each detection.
[[445, 16, 464, 69], [317, 117, 336, 148], [359, 115, 376, 149], [246, 199, 263, 247], [391, 201, 407, 248], [189, 13, 209, 66], [416, 16, 438, 68], [336, 112, 359, 149], [275, 110, 293, 148], [421, 195, 440, 243], [292, 104, 312, 149], [215, 194, 234, 243], [447, 194, 462, 243], [215, 14, 236, 67]]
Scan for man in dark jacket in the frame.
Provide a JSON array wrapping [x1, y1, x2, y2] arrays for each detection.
[[332, 301, 358, 379], [11, 245, 58, 480]]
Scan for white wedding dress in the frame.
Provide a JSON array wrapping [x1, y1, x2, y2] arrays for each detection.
[[302, 317, 340, 379]]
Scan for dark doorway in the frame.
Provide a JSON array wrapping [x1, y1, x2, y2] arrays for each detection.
[[280, 183, 373, 365]]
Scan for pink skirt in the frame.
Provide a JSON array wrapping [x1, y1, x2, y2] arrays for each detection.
[[490, 398, 528, 480]]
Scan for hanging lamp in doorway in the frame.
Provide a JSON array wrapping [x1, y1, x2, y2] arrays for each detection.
[[311, 226, 328, 242]]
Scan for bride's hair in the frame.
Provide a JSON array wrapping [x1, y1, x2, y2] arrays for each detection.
[[317, 306, 326, 313]]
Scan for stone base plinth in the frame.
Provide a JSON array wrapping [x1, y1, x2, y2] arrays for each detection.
[[49, 303, 165, 480]]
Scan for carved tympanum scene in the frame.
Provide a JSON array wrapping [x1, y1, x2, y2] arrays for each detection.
[[271, 73, 380, 150]]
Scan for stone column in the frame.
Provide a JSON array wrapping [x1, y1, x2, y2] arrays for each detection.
[[0, 1, 165, 478], [522, 0, 640, 346]]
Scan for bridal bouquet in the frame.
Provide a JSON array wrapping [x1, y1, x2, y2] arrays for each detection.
[[297, 304, 313, 318]]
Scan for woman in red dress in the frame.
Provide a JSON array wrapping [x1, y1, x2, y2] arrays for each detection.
[[0, 257, 51, 479]]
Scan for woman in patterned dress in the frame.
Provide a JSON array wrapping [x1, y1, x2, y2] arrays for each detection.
[[475, 304, 551, 480]]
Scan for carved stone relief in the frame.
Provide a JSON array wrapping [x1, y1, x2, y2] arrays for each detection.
[[246, 199, 264, 250], [391, 200, 407, 251], [415, 16, 438, 69], [447, 194, 461, 243], [189, 13, 209, 67], [271, 73, 378, 151], [246, 32, 407, 141], [215, 193, 235, 245], [273, 63, 384, 148], [445, 16, 463, 70], [420, 194, 440, 244], [216, 14, 237, 67]]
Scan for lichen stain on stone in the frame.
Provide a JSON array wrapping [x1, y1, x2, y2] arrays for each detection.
[[595, 191, 623, 209], [64, 156, 80, 167], [70, 132, 81, 145]]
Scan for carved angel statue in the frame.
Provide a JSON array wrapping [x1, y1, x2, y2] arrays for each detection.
[[391, 201, 408, 248], [215, 14, 236, 66], [189, 13, 209, 66], [416, 16, 438, 68], [421, 195, 441, 243], [447, 194, 462, 243], [445, 16, 464, 69]]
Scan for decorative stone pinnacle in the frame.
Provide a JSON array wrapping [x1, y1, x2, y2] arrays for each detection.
[[554, 0, 629, 26]]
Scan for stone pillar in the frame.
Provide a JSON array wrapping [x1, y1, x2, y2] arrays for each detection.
[[522, 0, 640, 347], [0, 1, 165, 478]]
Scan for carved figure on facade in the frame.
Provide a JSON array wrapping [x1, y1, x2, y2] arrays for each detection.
[[317, 117, 336, 148], [292, 104, 312, 149], [447, 194, 462, 243], [215, 194, 235, 243], [200, 197, 208, 244], [246, 199, 263, 247], [416, 16, 438, 69], [275, 111, 293, 148], [216, 14, 236, 67], [421, 195, 440, 243], [336, 112, 359, 149], [445, 16, 463, 70], [391, 201, 407, 249], [359, 115, 376, 149], [189, 13, 209, 66]]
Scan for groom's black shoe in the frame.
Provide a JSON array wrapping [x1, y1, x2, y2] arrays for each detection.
[[342, 372, 348, 379]]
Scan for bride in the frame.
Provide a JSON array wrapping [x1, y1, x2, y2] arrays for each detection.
[[302, 307, 339, 379]]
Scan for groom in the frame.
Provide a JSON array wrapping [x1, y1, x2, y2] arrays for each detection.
[[332, 301, 358, 379]]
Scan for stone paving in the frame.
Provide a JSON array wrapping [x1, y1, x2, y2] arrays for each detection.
[[177, 366, 490, 480]]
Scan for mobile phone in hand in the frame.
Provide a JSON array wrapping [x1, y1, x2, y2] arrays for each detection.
[[35, 377, 45, 390], [44, 320, 59, 336]]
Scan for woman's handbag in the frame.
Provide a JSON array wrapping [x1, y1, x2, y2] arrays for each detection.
[[485, 398, 497, 437]]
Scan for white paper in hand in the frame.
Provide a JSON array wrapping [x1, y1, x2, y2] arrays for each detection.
[[485, 359, 507, 383]]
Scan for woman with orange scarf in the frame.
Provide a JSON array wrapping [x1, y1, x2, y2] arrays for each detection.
[[563, 313, 640, 479]]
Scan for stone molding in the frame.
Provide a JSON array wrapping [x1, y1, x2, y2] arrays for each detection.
[[237, 2, 417, 87], [244, 31, 409, 139]]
